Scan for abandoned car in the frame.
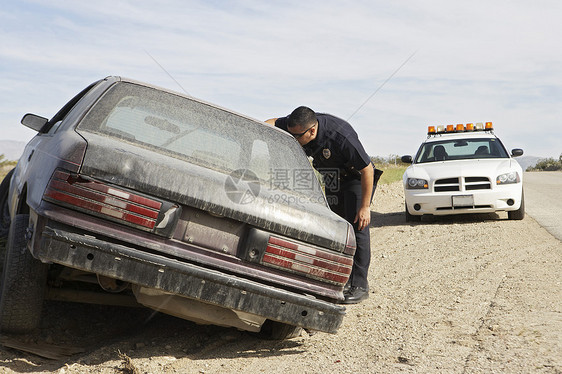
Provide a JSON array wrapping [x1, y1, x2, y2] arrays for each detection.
[[0, 76, 356, 339]]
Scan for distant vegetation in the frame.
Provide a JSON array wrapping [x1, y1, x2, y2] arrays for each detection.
[[0, 154, 17, 180], [371, 154, 409, 185], [0, 154, 17, 168], [526, 154, 562, 171]]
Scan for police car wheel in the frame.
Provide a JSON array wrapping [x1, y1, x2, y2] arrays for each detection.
[[508, 192, 525, 220], [405, 202, 421, 222]]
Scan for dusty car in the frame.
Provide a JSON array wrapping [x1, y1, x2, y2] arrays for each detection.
[[0, 76, 356, 339], [401, 122, 525, 222]]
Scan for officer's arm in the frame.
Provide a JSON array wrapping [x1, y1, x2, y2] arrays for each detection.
[[354, 163, 374, 230], [265, 118, 278, 126]]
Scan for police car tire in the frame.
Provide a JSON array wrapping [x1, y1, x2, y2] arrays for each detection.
[[405, 202, 421, 222], [508, 192, 525, 220], [0, 214, 48, 333]]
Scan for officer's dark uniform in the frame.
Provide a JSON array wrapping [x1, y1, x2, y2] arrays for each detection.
[[275, 113, 379, 291]]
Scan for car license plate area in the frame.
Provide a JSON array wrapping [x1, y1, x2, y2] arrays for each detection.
[[452, 195, 474, 207], [175, 207, 245, 255]]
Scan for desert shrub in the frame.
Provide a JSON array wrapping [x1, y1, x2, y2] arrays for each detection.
[[527, 154, 562, 171]]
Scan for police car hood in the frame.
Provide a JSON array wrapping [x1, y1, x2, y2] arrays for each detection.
[[79, 133, 349, 252], [408, 158, 523, 180]]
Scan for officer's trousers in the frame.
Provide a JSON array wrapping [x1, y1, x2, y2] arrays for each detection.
[[326, 179, 373, 289]]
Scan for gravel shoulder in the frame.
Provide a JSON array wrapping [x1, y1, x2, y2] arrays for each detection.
[[1, 181, 561, 373]]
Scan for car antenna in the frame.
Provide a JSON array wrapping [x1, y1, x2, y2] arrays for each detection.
[[144, 49, 191, 96], [347, 50, 417, 121]]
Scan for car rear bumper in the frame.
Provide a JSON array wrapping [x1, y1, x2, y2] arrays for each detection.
[[36, 226, 346, 333], [404, 184, 523, 216]]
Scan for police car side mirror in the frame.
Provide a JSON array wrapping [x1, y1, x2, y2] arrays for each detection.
[[401, 155, 413, 164], [511, 149, 524, 157]]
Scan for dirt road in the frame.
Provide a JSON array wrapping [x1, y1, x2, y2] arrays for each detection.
[[0, 181, 560, 373]]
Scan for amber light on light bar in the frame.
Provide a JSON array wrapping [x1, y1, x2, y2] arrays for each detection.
[[428, 121, 493, 135], [44, 170, 162, 230], [262, 236, 353, 285]]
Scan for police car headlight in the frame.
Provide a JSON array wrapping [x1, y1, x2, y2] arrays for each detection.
[[496, 172, 519, 185], [406, 178, 428, 189]]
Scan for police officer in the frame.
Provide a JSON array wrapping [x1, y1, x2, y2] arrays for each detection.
[[266, 106, 380, 304]]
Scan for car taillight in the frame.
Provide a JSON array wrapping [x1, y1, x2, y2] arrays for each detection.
[[262, 236, 353, 285], [44, 170, 162, 230], [344, 223, 356, 255]]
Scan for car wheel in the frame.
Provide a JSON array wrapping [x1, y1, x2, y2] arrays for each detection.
[[0, 168, 15, 239], [0, 214, 49, 333], [259, 320, 303, 340], [405, 201, 421, 222], [508, 192, 525, 220]]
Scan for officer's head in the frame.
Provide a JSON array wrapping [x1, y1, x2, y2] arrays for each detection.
[[287, 106, 318, 146]]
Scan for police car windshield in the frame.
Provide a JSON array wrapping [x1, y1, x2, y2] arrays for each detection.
[[415, 138, 509, 163]]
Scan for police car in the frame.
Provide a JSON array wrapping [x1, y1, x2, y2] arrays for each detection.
[[401, 122, 525, 222]]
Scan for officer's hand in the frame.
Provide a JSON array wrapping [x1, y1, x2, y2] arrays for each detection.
[[354, 206, 371, 231]]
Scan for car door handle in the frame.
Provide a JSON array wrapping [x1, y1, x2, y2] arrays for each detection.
[[28, 150, 34, 161]]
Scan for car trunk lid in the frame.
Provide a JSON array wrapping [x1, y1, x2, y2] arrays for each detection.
[[77, 133, 349, 252]]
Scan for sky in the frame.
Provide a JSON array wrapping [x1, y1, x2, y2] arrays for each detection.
[[1, 0, 561, 159]]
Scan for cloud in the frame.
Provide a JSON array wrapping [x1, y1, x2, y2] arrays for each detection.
[[0, 0, 561, 158]]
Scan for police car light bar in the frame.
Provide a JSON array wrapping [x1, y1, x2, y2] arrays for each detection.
[[427, 122, 493, 135]]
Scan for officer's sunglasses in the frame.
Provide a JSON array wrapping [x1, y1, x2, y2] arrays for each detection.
[[290, 123, 316, 139]]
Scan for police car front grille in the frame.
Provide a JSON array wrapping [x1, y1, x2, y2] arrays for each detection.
[[436, 178, 459, 184], [435, 185, 459, 192], [434, 177, 491, 192], [434, 178, 460, 192], [465, 177, 491, 190]]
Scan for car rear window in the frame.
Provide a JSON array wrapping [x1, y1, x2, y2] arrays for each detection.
[[415, 138, 509, 163], [77, 82, 322, 197]]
